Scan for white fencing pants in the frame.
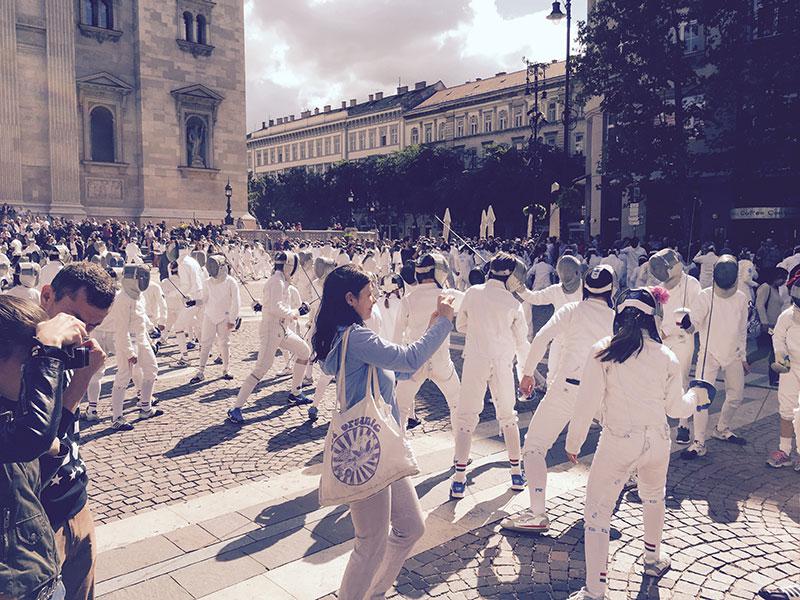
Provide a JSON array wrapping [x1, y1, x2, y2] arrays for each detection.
[[312, 372, 334, 409], [522, 379, 580, 515], [173, 304, 199, 359], [777, 369, 800, 449], [583, 425, 670, 599], [395, 359, 460, 427], [665, 334, 695, 430], [690, 351, 744, 444], [338, 476, 425, 600], [453, 356, 521, 480], [85, 331, 113, 413], [234, 321, 310, 408], [111, 340, 158, 420], [198, 318, 231, 373]]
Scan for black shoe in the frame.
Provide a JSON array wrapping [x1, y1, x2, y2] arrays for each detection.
[[675, 426, 690, 445], [288, 392, 312, 405], [221, 373, 234, 381], [406, 417, 422, 430], [186, 341, 196, 350], [214, 356, 224, 365]]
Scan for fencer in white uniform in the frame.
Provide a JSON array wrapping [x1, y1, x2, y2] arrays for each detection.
[[107, 265, 163, 431], [517, 255, 584, 383], [190, 255, 240, 383], [393, 253, 464, 430], [564, 287, 700, 600], [38, 248, 64, 289], [307, 257, 338, 422], [681, 255, 750, 458], [169, 243, 205, 366], [768, 274, 800, 469], [0, 253, 11, 291], [5, 262, 41, 303], [450, 253, 530, 499], [648, 248, 703, 445], [229, 251, 312, 424], [501, 265, 615, 534], [375, 273, 405, 343]]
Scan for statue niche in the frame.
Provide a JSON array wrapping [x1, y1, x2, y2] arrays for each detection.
[[186, 115, 208, 168]]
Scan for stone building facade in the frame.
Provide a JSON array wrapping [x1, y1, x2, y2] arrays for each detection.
[[403, 61, 585, 166], [246, 81, 444, 176], [0, 0, 247, 223]]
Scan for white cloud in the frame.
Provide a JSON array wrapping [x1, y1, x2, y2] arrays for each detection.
[[244, 0, 586, 131]]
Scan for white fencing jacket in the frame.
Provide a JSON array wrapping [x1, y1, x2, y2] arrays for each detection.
[[202, 275, 241, 326], [692, 288, 749, 366]]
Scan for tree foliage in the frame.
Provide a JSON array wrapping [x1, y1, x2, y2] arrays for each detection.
[[248, 142, 581, 238]]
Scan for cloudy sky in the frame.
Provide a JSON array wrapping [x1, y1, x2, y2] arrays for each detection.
[[244, 0, 587, 132]]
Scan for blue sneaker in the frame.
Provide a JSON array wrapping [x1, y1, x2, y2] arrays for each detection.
[[288, 392, 312, 405], [511, 473, 527, 492], [308, 406, 319, 422], [227, 407, 245, 424], [449, 480, 466, 500]]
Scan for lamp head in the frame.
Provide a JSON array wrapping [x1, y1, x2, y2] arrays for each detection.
[[225, 178, 232, 198], [547, 1, 565, 22]]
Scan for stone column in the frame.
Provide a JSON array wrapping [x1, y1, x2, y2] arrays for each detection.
[[45, 0, 82, 214], [0, 2, 23, 203]]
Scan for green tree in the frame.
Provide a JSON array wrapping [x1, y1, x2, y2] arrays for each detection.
[[576, 0, 708, 224]]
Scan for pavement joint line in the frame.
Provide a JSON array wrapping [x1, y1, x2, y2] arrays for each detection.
[[95, 388, 777, 599]]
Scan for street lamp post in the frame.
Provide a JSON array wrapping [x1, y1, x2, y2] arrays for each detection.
[[547, 0, 571, 157], [224, 178, 234, 226]]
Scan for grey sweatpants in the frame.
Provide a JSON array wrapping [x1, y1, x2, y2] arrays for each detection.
[[339, 476, 425, 600]]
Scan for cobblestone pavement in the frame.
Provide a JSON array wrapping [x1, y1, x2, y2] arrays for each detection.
[[81, 319, 506, 524], [382, 417, 800, 600]]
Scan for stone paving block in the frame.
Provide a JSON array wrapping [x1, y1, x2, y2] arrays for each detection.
[[238, 525, 334, 570], [164, 524, 219, 553], [198, 511, 259, 541], [100, 575, 192, 600], [171, 550, 265, 598], [96, 535, 184, 583]]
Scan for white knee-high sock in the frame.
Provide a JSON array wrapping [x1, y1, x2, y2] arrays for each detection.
[[453, 429, 473, 483], [524, 451, 548, 515], [642, 499, 665, 562], [584, 524, 610, 599]]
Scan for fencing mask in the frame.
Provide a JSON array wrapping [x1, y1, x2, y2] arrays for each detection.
[[713, 255, 738, 298], [122, 265, 150, 298], [275, 251, 299, 281], [206, 255, 228, 281], [649, 248, 683, 289], [415, 253, 450, 287], [17, 262, 40, 288], [556, 255, 583, 294], [191, 250, 207, 268], [314, 256, 336, 280]]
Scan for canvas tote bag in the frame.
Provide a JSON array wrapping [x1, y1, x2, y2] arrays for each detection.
[[319, 327, 419, 506]]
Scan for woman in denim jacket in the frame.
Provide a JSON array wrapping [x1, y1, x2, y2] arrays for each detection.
[[313, 265, 454, 600]]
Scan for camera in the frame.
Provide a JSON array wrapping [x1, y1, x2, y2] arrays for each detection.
[[63, 346, 90, 370]]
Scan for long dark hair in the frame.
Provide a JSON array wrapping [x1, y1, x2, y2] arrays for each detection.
[[596, 307, 660, 364], [311, 264, 371, 362]]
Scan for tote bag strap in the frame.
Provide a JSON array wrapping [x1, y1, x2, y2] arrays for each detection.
[[335, 326, 352, 412]]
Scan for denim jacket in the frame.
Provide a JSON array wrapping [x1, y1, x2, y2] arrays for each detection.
[[322, 316, 452, 424]]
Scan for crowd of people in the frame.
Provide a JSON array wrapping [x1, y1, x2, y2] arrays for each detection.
[[1, 206, 799, 600]]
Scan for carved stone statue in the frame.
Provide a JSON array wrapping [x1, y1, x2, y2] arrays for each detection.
[[187, 119, 206, 168]]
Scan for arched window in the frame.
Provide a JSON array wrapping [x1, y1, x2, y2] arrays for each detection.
[[97, 0, 111, 29], [410, 127, 419, 145], [196, 14, 207, 45], [90, 106, 115, 162], [183, 12, 195, 42], [499, 110, 507, 130], [469, 116, 478, 135]]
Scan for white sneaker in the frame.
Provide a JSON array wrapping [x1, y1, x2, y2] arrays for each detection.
[[711, 427, 746, 445], [83, 409, 99, 423], [680, 441, 707, 459], [500, 509, 550, 534], [567, 588, 604, 600], [643, 555, 671, 578], [112, 417, 134, 431]]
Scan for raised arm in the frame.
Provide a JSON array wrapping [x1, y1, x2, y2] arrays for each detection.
[[523, 303, 574, 376], [348, 317, 453, 373]]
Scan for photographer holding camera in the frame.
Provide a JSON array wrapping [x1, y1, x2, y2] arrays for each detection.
[[0, 296, 88, 600], [38, 263, 115, 600]]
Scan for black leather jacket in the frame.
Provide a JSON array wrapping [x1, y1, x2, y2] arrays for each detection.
[[0, 354, 65, 599]]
